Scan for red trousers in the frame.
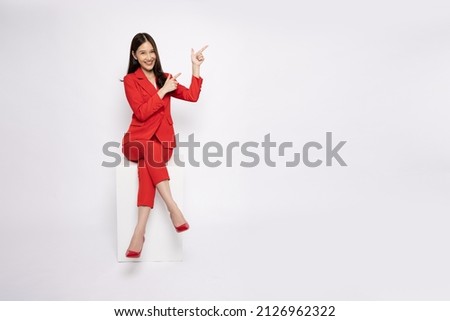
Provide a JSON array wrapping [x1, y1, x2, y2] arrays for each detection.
[[122, 135, 174, 208]]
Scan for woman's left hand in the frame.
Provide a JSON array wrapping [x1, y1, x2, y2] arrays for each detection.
[[191, 45, 208, 65]]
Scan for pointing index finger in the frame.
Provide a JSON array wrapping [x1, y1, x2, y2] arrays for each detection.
[[198, 45, 208, 53], [173, 72, 182, 79]]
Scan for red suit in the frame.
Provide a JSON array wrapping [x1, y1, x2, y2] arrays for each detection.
[[121, 67, 203, 207]]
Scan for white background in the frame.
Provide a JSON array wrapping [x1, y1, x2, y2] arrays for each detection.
[[0, 0, 449, 300]]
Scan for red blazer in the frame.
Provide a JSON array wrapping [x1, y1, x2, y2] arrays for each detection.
[[122, 67, 203, 149]]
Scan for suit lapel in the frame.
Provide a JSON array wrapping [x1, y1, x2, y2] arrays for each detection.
[[134, 67, 158, 96]]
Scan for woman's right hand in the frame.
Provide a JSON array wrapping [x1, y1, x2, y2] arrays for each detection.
[[162, 73, 181, 93], [157, 73, 181, 99]]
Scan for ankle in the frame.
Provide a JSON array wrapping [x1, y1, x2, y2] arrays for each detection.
[[167, 203, 180, 214], [133, 228, 146, 237]]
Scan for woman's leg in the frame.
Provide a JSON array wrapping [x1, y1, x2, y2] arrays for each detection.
[[155, 179, 188, 227], [146, 141, 188, 228], [123, 141, 156, 254], [126, 205, 151, 252]]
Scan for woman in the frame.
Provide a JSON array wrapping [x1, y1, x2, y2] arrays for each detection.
[[121, 33, 207, 258]]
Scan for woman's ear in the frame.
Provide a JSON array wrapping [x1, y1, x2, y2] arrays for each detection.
[[132, 51, 137, 60]]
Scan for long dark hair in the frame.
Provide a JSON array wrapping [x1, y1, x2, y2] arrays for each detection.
[[126, 33, 166, 88]]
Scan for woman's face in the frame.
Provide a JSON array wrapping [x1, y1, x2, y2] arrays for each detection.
[[133, 41, 157, 72]]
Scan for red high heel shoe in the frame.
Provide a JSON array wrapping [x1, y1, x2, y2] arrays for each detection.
[[169, 211, 190, 233], [125, 236, 145, 258], [175, 222, 190, 233]]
